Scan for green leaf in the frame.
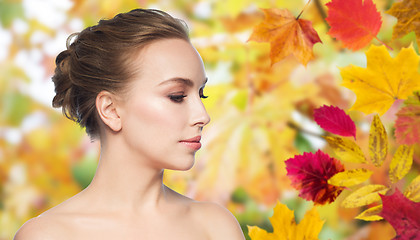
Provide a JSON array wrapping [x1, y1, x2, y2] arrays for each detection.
[[294, 132, 313, 153], [0, 92, 32, 126], [71, 155, 97, 189], [0, 0, 24, 27]]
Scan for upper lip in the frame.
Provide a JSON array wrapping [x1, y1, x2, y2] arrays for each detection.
[[180, 136, 201, 142]]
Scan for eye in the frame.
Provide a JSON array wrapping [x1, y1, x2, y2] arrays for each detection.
[[168, 94, 187, 103], [199, 88, 208, 99]]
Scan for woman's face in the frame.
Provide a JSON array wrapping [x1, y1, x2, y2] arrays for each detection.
[[117, 38, 210, 171]]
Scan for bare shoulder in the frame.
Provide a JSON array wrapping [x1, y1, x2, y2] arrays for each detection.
[[190, 201, 245, 240], [14, 203, 71, 240], [14, 215, 54, 240]]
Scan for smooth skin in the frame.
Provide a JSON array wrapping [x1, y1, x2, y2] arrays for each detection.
[[14, 39, 245, 240]]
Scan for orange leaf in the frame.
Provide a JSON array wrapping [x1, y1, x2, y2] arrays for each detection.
[[248, 8, 322, 66]]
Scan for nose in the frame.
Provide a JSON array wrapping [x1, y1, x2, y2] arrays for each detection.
[[190, 97, 210, 128]]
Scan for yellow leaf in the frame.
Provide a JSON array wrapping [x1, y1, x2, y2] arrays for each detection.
[[328, 169, 373, 187], [389, 145, 414, 183], [340, 45, 420, 115], [270, 201, 298, 237], [404, 175, 420, 202], [247, 201, 324, 240], [355, 205, 383, 221], [295, 207, 325, 239], [324, 136, 367, 163], [342, 184, 389, 208], [248, 226, 274, 240], [369, 115, 388, 167]]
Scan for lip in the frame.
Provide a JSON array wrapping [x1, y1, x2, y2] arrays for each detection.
[[179, 136, 202, 151]]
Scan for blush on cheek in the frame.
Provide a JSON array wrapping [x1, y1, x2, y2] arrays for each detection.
[[130, 99, 182, 141]]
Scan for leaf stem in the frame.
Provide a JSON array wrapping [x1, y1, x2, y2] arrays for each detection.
[[313, 0, 330, 30], [375, 36, 393, 51], [296, 0, 312, 20]]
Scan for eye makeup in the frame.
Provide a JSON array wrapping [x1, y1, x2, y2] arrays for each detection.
[[161, 77, 208, 103], [168, 93, 187, 103], [167, 87, 208, 104]]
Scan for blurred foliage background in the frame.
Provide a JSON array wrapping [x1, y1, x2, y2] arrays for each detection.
[[0, 0, 418, 239]]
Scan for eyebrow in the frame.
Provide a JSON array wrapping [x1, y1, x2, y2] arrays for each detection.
[[158, 77, 208, 87]]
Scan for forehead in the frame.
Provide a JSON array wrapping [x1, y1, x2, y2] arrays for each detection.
[[130, 38, 206, 88]]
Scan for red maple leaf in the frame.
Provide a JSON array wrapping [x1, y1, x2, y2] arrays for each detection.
[[395, 104, 420, 145], [325, 0, 382, 51], [313, 105, 356, 139], [379, 189, 420, 240], [285, 150, 345, 205]]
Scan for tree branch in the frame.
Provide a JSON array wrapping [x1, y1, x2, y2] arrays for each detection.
[[287, 120, 325, 139]]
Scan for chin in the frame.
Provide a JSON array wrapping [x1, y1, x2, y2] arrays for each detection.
[[168, 156, 195, 171]]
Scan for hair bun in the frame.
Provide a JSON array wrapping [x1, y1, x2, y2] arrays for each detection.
[[52, 32, 80, 106], [51, 47, 76, 120]]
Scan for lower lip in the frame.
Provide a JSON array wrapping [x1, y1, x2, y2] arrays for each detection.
[[180, 141, 202, 151]]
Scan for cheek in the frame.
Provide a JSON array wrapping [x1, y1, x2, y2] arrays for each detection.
[[128, 99, 185, 137]]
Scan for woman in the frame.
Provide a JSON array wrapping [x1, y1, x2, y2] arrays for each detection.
[[15, 9, 245, 239]]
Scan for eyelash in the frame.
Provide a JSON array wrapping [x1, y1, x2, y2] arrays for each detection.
[[200, 88, 208, 99], [169, 94, 187, 103], [169, 89, 208, 103]]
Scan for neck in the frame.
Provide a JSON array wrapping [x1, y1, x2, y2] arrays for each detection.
[[81, 137, 167, 214]]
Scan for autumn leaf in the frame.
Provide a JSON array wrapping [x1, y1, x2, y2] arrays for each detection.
[[313, 105, 356, 139], [386, 0, 420, 48], [389, 145, 414, 184], [328, 168, 372, 187], [248, 226, 273, 240], [395, 94, 420, 145], [369, 115, 388, 167], [324, 136, 367, 163], [340, 45, 420, 115], [248, 8, 322, 66], [355, 205, 383, 221], [285, 150, 345, 205], [248, 201, 324, 240], [404, 175, 420, 202], [379, 189, 420, 240], [342, 184, 389, 208], [325, 0, 382, 51]]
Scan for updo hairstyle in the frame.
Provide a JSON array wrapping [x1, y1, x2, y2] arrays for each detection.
[[52, 9, 189, 139]]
